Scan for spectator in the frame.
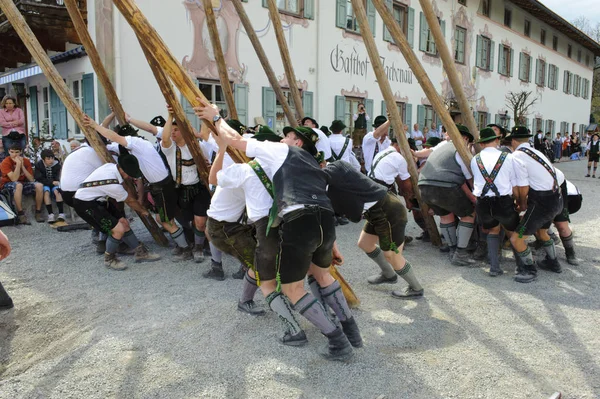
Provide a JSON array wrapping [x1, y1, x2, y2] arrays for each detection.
[[0, 229, 13, 311], [0, 96, 26, 156], [51, 140, 67, 164], [428, 123, 441, 139], [352, 103, 370, 147], [563, 134, 570, 159], [69, 139, 81, 152], [35, 149, 65, 223], [411, 123, 424, 148], [553, 133, 562, 162], [0, 145, 44, 224]]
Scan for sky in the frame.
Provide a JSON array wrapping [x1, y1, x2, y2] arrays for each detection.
[[540, 0, 600, 26]]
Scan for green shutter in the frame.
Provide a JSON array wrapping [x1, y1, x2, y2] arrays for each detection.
[[495, 114, 500, 124], [262, 87, 276, 129], [82, 73, 95, 120], [182, 95, 200, 132], [475, 35, 482, 68], [407, 8, 415, 48], [365, 99, 374, 131], [336, 0, 347, 28], [498, 44, 503, 74], [302, 91, 314, 118], [440, 20, 446, 38], [381, 100, 387, 116], [234, 84, 248, 126], [334, 95, 346, 122], [569, 73, 574, 94], [417, 105, 425, 128], [383, 0, 393, 42], [367, 0, 376, 36], [29, 86, 39, 136], [49, 86, 67, 139], [419, 12, 428, 52], [509, 48, 514, 77], [304, 0, 314, 19], [262, 0, 267, 7], [487, 113, 491, 126], [519, 52, 525, 80], [528, 56, 533, 83], [555, 66, 559, 90], [489, 40, 495, 72], [563, 71, 568, 93], [405, 103, 412, 128], [535, 58, 540, 85]]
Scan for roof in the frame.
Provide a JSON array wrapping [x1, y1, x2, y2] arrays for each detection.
[[587, 124, 598, 132], [510, 0, 600, 56]]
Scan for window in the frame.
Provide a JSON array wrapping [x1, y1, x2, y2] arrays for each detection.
[[535, 59, 546, 87], [454, 26, 466, 64], [498, 44, 512, 76], [276, 0, 301, 15], [458, 0, 466, 5], [424, 106, 436, 129], [477, 112, 488, 130], [563, 70, 573, 94], [384, 2, 408, 42], [481, 0, 490, 17], [547, 64, 559, 90], [540, 29, 546, 45], [341, 97, 366, 138], [504, 8, 512, 28], [70, 78, 83, 135], [199, 80, 229, 117], [519, 52, 532, 82], [573, 75, 581, 97], [534, 118, 543, 133], [567, 44, 572, 58], [524, 19, 531, 37], [389, 102, 407, 135], [42, 87, 49, 132], [275, 90, 301, 133], [582, 78, 590, 99], [476, 35, 493, 70], [586, 54, 590, 66], [345, 0, 359, 32], [420, 14, 442, 55], [337, 0, 374, 34], [552, 35, 558, 51], [577, 49, 582, 63]]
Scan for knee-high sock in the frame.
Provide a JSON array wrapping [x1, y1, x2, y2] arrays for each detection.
[[457, 221, 474, 249], [122, 230, 140, 249], [293, 293, 337, 334], [320, 280, 351, 322], [210, 243, 222, 263], [440, 222, 457, 247], [542, 239, 557, 260], [99, 232, 108, 241], [307, 275, 330, 314], [487, 234, 501, 271], [194, 227, 206, 246], [365, 246, 396, 278], [517, 247, 534, 266], [240, 272, 259, 303], [561, 233, 575, 249], [170, 227, 189, 249], [106, 235, 121, 255], [266, 292, 302, 335], [396, 262, 423, 290], [57, 201, 64, 214]]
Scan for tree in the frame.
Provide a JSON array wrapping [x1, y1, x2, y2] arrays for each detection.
[[505, 91, 538, 126], [571, 16, 600, 43]]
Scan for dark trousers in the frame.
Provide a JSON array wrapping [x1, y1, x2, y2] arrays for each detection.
[[0, 280, 12, 305]]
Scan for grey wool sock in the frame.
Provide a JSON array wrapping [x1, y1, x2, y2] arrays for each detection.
[[240, 272, 259, 303], [194, 227, 206, 246], [457, 221, 474, 249], [293, 293, 337, 335], [487, 234, 501, 271], [320, 280, 351, 322], [106, 235, 121, 255], [366, 246, 396, 278], [517, 247, 534, 266], [440, 222, 458, 247], [266, 292, 302, 335], [396, 262, 423, 291], [542, 239, 557, 260], [209, 243, 222, 263], [99, 232, 108, 241], [561, 233, 575, 249], [121, 230, 140, 249], [171, 227, 190, 249], [307, 275, 331, 313]]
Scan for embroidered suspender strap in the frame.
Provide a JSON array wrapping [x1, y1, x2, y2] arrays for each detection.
[[475, 151, 508, 197], [176, 146, 182, 187], [248, 160, 278, 237], [368, 148, 395, 179], [331, 137, 350, 161], [80, 179, 120, 188], [181, 159, 195, 167], [518, 147, 559, 191]]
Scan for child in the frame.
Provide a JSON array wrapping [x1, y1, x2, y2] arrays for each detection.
[[34, 149, 65, 223], [585, 133, 599, 178]]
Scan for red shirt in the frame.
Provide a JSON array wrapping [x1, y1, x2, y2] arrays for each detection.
[[0, 156, 33, 187]]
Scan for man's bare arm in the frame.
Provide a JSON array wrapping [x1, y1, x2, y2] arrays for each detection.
[[373, 120, 390, 139], [84, 115, 127, 147]]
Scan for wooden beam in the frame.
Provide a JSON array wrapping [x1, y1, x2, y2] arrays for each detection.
[[265, 0, 304, 120], [230, 0, 297, 128], [201, 0, 238, 121], [0, 0, 169, 247], [351, 0, 442, 247]]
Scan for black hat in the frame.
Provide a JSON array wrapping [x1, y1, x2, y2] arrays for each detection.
[[253, 125, 282, 143], [319, 126, 331, 137], [329, 120, 346, 133], [301, 117, 318, 127], [477, 127, 500, 143], [150, 115, 166, 127], [283, 126, 319, 155], [118, 154, 143, 178], [508, 125, 533, 139], [373, 115, 388, 128], [487, 123, 506, 136], [116, 124, 139, 137], [227, 119, 247, 135], [536, 129, 543, 133], [390, 137, 398, 144], [423, 137, 441, 148], [455, 124, 474, 143]]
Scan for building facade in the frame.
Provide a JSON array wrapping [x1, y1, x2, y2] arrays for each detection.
[[1, 0, 598, 145]]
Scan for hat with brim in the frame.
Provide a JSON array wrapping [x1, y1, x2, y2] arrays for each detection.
[[150, 115, 166, 127], [373, 115, 388, 128], [487, 123, 506, 136], [227, 119, 247, 135], [116, 124, 139, 137], [477, 127, 500, 143], [508, 125, 533, 139], [455, 124, 474, 143], [423, 137, 441, 148], [320, 125, 331, 137], [329, 120, 346, 133], [118, 154, 143, 179], [283, 126, 319, 155], [301, 117, 318, 127], [253, 125, 282, 143]]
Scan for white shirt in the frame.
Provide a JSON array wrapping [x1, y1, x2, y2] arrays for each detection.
[[107, 136, 169, 184], [566, 180, 579, 196], [155, 126, 164, 140], [432, 140, 473, 180], [362, 132, 391, 173], [161, 141, 199, 186], [370, 147, 410, 184], [586, 139, 599, 150], [60, 144, 104, 192], [207, 133, 234, 169], [555, 167, 565, 186], [352, 113, 371, 122], [206, 185, 246, 223], [427, 129, 441, 139], [512, 143, 558, 191], [312, 128, 332, 161], [74, 163, 128, 202], [329, 134, 354, 163], [217, 162, 273, 222], [470, 147, 517, 197], [411, 130, 424, 146], [348, 150, 361, 171]]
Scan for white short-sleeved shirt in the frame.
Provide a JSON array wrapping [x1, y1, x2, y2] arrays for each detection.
[[313, 128, 332, 160], [411, 130, 424, 146], [362, 132, 391, 173], [348, 150, 361, 171], [155, 126, 164, 140], [470, 147, 517, 197], [370, 148, 410, 184], [586, 139, 599, 150], [512, 143, 558, 191], [161, 141, 199, 186], [566, 180, 579, 196], [329, 134, 354, 163], [217, 162, 273, 222], [74, 163, 127, 202], [432, 140, 473, 180], [108, 136, 169, 184], [60, 144, 104, 192], [207, 133, 234, 169], [206, 185, 246, 223]]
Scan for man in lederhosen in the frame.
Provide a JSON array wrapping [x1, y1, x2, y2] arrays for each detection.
[[362, 116, 391, 175]]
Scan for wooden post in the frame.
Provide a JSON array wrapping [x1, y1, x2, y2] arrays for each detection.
[[64, 0, 127, 126], [371, 0, 473, 168], [111, 0, 249, 164], [351, 0, 441, 247], [418, 0, 479, 143], [0, 0, 168, 246], [230, 0, 298, 128], [201, 0, 238, 121], [138, 37, 210, 189], [265, 0, 304, 120]]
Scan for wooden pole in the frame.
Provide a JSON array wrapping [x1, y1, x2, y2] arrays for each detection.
[[111, 0, 249, 163], [230, 0, 298, 128], [351, 0, 441, 247], [0, 0, 168, 247], [201, 0, 238, 121], [418, 0, 479, 143], [64, 0, 127, 126], [138, 39, 210, 190], [371, 0, 472, 168], [265, 0, 304, 120]]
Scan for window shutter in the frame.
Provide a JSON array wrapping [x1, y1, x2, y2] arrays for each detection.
[[555, 66, 559, 90], [334, 95, 346, 122], [29, 86, 39, 136], [487, 113, 491, 126], [262, 87, 276, 129], [367, 0, 376, 37], [336, 0, 347, 28], [509, 48, 514, 77], [302, 91, 314, 118], [440, 20, 446, 38], [182, 96, 201, 132], [82, 73, 95, 121], [473, 111, 479, 128], [49, 86, 68, 139], [419, 12, 428, 52], [304, 0, 314, 20], [518, 52, 524, 80], [262, 0, 267, 7], [498, 44, 503, 74], [535, 59, 540, 85], [417, 105, 425, 128], [405, 103, 412, 128], [489, 40, 495, 72], [365, 99, 374, 131], [568, 72, 574, 94], [525, 118, 530, 129], [528, 55, 533, 82], [407, 8, 415, 48], [233, 84, 248, 126], [495, 114, 500, 124], [383, 0, 393, 42], [381, 100, 387, 116], [475, 35, 482, 68], [544, 63, 549, 87]]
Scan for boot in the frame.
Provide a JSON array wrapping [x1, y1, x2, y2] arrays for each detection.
[[0, 282, 14, 311], [280, 330, 308, 347], [340, 317, 363, 348], [237, 300, 266, 316], [416, 231, 430, 242], [451, 248, 476, 266], [514, 263, 537, 283], [565, 247, 580, 266], [96, 240, 107, 254], [404, 236, 413, 245], [172, 246, 193, 262], [134, 244, 162, 263], [231, 264, 247, 280], [318, 327, 353, 361], [171, 245, 184, 256], [367, 273, 398, 285], [91, 229, 100, 244], [472, 242, 488, 261], [118, 242, 136, 255], [391, 286, 424, 299], [193, 244, 205, 263], [202, 261, 225, 281], [539, 256, 562, 273], [104, 253, 127, 271]]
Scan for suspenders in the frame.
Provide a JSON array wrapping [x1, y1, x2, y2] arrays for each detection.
[[475, 152, 508, 196], [331, 137, 350, 161], [368, 148, 394, 179], [518, 147, 559, 192], [80, 179, 120, 188]]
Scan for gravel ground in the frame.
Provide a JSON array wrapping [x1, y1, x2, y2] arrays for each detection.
[[1, 159, 599, 399]]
